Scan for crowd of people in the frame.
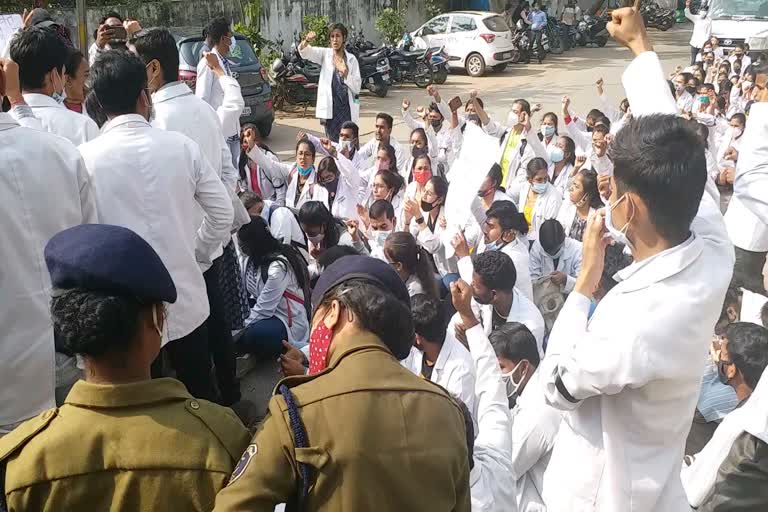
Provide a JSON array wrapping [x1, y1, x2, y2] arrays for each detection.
[[0, 2, 768, 511]]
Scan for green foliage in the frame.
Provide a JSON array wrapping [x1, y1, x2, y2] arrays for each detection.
[[235, 1, 280, 68], [425, 0, 445, 18], [375, 7, 406, 45], [301, 14, 330, 46]]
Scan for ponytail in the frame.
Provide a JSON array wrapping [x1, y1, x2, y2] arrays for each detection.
[[384, 232, 440, 302], [414, 246, 441, 303]]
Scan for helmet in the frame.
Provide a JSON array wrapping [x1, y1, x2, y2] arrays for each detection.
[[271, 58, 285, 75]]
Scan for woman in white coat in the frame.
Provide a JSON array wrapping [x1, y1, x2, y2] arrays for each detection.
[[299, 24, 361, 142], [517, 157, 562, 245], [247, 138, 318, 210], [556, 168, 602, 241], [236, 216, 311, 359], [548, 135, 577, 199], [311, 149, 361, 223], [472, 163, 515, 225]]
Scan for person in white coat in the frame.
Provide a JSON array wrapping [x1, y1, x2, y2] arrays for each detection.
[[685, 0, 712, 66], [195, 18, 243, 167], [530, 219, 583, 294], [384, 231, 442, 302], [539, 11, 734, 511], [241, 192, 309, 264], [299, 24, 361, 142], [248, 138, 318, 210], [302, 122, 368, 172], [239, 124, 286, 204], [402, 295, 477, 425], [10, 27, 98, 145], [313, 144, 363, 223], [451, 251, 545, 357], [471, 163, 515, 226], [236, 217, 310, 359], [0, 68, 97, 434], [489, 322, 562, 512], [79, 50, 234, 402], [547, 135, 577, 199], [402, 85, 456, 171], [357, 113, 408, 174], [518, 157, 563, 245], [556, 168, 602, 241], [450, 281, 517, 512]]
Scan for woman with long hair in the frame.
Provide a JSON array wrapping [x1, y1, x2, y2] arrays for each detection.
[[473, 163, 513, 224], [549, 135, 577, 199], [384, 231, 440, 302], [237, 216, 311, 359], [246, 136, 317, 209], [299, 201, 366, 276], [238, 124, 283, 202], [518, 157, 563, 244], [539, 112, 559, 151], [556, 168, 603, 241]]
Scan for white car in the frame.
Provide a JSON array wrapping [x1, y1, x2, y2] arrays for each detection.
[[411, 11, 515, 77]]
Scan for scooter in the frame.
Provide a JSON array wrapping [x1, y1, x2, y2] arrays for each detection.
[[269, 37, 320, 110], [575, 13, 609, 47], [640, 1, 676, 31]]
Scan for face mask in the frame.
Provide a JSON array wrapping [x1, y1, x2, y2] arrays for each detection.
[[377, 159, 390, 171], [308, 318, 334, 374], [308, 232, 324, 245], [686, 86, 697, 94], [541, 125, 555, 138], [717, 360, 732, 386], [421, 199, 439, 212], [340, 140, 354, 153], [413, 170, 431, 186], [371, 229, 392, 247], [548, 146, 565, 163], [698, 95, 710, 105], [547, 244, 564, 259], [507, 111, 520, 127], [532, 182, 547, 194], [604, 194, 634, 252], [733, 127, 744, 139], [411, 145, 428, 159], [742, 81, 753, 92], [321, 176, 339, 192], [297, 164, 314, 177], [478, 187, 494, 198], [430, 119, 443, 130], [501, 360, 527, 398]]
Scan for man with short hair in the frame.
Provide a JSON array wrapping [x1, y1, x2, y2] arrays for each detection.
[[368, 199, 396, 261], [303, 121, 367, 171], [540, 8, 733, 510], [88, 11, 141, 65], [529, 3, 548, 64], [196, 17, 243, 167], [78, 50, 234, 402], [10, 26, 98, 145], [357, 113, 407, 173]]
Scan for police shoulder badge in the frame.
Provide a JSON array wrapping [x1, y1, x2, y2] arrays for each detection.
[[228, 444, 258, 486]]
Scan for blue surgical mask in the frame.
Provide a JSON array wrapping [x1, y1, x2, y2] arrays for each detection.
[[532, 182, 547, 194], [604, 194, 634, 252], [371, 229, 392, 247], [297, 164, 314, 177], [485, 239, 500, 252], [541, 125, 555, 138], [548, 146, 564, 163]]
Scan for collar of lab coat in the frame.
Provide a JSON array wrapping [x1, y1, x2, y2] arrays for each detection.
[[23, 92, 64, 109], [102, 113, 150, 134], [64, 377, 192, 408], [152, 81, 193, 104], [614, 233, 699, 292], [0, 112, 19, 131]]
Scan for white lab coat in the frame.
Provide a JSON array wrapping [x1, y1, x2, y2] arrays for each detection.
[[195, 49, 243, 138], [540, 50, 734, 512], [0, 114, 97, 428], [470, 190, 515, 226], [23, 93, 99, 145], [247, 145, 317, 211], [517, 182, 563, 243], [299, 45, 361, 123], [732, 102, 768, 225], [312, 154, 362, 222], [242, 148, 287, 205], [548, 162, 574, 200], [685, 8, 712, 48], [529, 238, 583, 294], [409, 206, 459, 277], [401, 332, 477, 425], [404, 102, 456, 170], [458, 236, 534, 303], [465, 324, 517, 512], [510, 369, 562, 512], [78, 115, 234, 343], [485, 121, 548, 200], [306, 132, 369, 172], [241, 256, 309, 347], [358, 137, 408, 175], [556, 200, 595, 240], [259, 200, 309, 264], [676, 90, 695, 114], [739, 288, 768, 326], [151, 80, 250, 261]]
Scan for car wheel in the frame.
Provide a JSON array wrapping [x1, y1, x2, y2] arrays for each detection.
[[414, 62, 433, 88], [465, 53, 486, 77], [492, 63, 508, 72], [258, 121, 273, 138]]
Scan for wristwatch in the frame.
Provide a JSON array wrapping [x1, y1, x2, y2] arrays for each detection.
[[415, 217, 425, 225]]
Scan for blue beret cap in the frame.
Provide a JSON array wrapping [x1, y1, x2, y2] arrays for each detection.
[[44, 224, 177, 304], [311, 255, 410, 311]]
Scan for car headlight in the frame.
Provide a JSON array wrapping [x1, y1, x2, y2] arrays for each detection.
[[747, 29, 768, 51]]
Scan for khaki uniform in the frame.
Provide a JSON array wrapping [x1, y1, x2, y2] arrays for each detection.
[[213, 331, 472, 511], [0, 378, 250, 512]]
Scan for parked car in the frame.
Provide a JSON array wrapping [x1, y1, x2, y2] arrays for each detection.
[[411, 11, 515, 77], [177, 34, 274, 137]]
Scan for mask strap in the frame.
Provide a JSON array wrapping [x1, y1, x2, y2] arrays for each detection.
[[152, 305, 164, 338]]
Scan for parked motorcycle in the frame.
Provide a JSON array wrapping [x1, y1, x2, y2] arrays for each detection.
[[354, 47, 391, 98], [511, 20, 532, 64], [640, 1, 675, 31], [269, 36, 320, 110], [430, 47, 450, 84], [575, 13, 609, 47], [384, 33, 434, 88], [545, 15, 563, 55]]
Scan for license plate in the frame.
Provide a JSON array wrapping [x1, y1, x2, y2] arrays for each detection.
[[368, 77, 375, 84], [502, 52, 512, 60], [241, 106, 252, 116]]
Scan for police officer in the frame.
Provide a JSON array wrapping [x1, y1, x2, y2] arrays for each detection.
[[213, 255, 472, 511], [0, 224, 250, 511]]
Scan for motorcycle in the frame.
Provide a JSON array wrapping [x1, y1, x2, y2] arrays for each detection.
[[384, 33, 434, 88], [353, 47, 391, 98], [510, 20, 532, 64], [575, 13, 609, 47], [545, 15, 563, 55], [640, 1, 675, 31], [430, 47, 450, 85], [269, 36, 321, 111]]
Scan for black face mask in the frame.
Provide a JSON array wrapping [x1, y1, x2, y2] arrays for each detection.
[[321, 176, 339, 193], [421, 199, 440, 212], [412, 145, 428, 159], [430, 119, 443, 131], [686, 86, 697, 94]]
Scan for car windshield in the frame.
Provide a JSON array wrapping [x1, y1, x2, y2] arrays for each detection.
[[179, 38, 260, 68], [483, 15, 511, 32], [708, 0, 768, 19]]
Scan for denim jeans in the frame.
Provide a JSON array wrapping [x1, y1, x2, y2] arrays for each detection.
[[236, 316, 289, 361]]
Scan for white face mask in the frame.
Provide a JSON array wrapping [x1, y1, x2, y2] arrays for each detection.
[[340, 139, 354, 153], [308, 233, 324, 245], [501, 360, 528, 399], [51, 69, 67, 103], [370, 229, 392, 247], [507, 111, 520, 127], [604, 194, 634, 252]]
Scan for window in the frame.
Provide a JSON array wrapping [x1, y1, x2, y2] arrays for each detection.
[[450, 15, 477, 32], [483, 15, 511, 32], [424, 16, 449, 35]]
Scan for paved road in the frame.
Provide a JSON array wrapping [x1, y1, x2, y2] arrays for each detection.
[[239, 23, 694, 421]]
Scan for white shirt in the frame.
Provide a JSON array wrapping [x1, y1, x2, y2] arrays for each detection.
[[724, 193, 768, 252], [470, 190, 515, 226], [403, 104, 455, 169], [540, 50, 734, 512], [548, 162, 574, 200], [195, 49, 242, 138], [78, 115, 234, 343], [486, 122, 549, 200], [247, 146, 316, 210], [405, 274, 427, 297], [213, 75, 245, 136], [259, 200, 309, 264], [358, 136, 408, 176], [243, 148, 286, 205], [685, 8, 712, 48], [529, 237, 583, 294], [510, 369, 562, 512], [0, 113, 97, 428], [409, 206, 459, 277], [23, 93, 99, 145], [676, 90, 695, 114], [732, 102, 768, 227], [465, 324, 517, 512], [299, 45, 361, 122], [556, 200, 595, 240], [517, 182, 563, 242]]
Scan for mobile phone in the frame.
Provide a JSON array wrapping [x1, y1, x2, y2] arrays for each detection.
[[107, 26, 128, 44], [448, 96, 462, 112]]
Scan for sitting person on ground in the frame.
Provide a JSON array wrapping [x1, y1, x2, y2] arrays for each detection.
[[366, 199, 397, 261], [529, 219, 583, 294], [384, 231, 441, 302], [0, 224, 250, 511], [298, 200, 367, 277], [239, 191, 308, 263]]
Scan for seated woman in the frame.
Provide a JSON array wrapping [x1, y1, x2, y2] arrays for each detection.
[[403, 127, 439, 183], [548, 135, 577, 200], [0, 224, 250, 511], [298, 201, 367, 277], [359, 165, 406, 221], [517, 157, 563, 246], [236, 216, 311, 359], [384, 231, 441, 302], [239, 124, 283, 203], [400, 154, 434, 227], [246, 136, 317, 210], [556, 168, 603, 242], [472, 163, 514, 225], [529, 219, 582, 294]]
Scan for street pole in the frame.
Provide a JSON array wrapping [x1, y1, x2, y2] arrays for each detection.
[[76, 0, 87, 50]]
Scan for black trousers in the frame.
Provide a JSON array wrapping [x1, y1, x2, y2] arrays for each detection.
[[531, 30, 545, 62], [733, 245, 767, 294], [691, 45, 700, 65], [160, 321, 217, 402], [204, 255, 241, 406]]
